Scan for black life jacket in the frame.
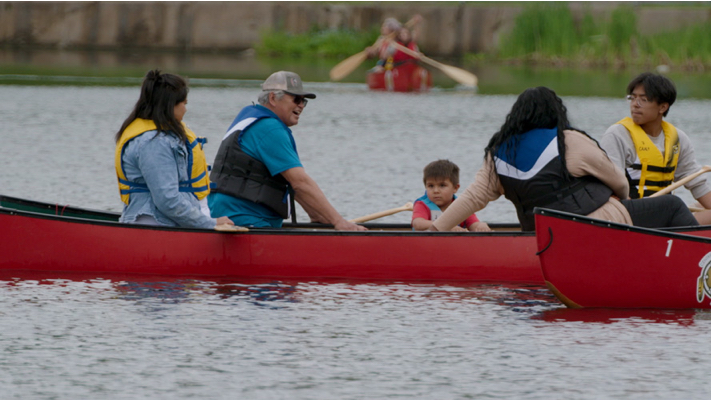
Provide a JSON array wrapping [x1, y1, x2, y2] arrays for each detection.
[[210, 106, 294, 219], [494, 128, 613, 231]]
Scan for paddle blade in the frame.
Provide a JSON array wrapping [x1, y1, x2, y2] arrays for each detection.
[[439, 65, 478, 87], [330, 51, 369, 81]]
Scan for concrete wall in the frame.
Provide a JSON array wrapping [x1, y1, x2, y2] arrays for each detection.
[[1, 2, 710, 57]]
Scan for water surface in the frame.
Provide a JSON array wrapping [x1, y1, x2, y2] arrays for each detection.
[[2, 83, 711, 399]]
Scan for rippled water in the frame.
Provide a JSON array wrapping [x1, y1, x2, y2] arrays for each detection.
[[2, 83, 711, 222], [2, 276, 711, 399], [3, 83, 711, 399]]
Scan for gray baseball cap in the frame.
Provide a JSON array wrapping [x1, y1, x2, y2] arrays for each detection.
[[261, 71, 316, 99]]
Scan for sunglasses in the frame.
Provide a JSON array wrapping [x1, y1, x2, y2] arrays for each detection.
[[292, 95, 308, 106]]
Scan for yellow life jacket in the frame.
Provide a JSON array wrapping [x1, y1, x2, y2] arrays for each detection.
[[618, 117, 680, 198], [115, 118, 210, 205]]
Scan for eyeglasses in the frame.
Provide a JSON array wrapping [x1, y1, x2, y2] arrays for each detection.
[[292, 95, 308, 106], [626, 94, 651, 106]]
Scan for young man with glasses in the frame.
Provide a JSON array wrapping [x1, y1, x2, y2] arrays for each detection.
[[208, 71, 366, 230], [600, 72, 711, 224]]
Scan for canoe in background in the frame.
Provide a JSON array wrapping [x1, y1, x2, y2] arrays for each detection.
[[0, 195, 541, 283], [535, 208, 711, 309], [366, 63, 432, 92]]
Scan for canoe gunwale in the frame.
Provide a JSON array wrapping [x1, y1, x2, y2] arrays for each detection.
[[534, 207, 711, 244], [0, 206, 530, 237], [1, 194, 530, 237]]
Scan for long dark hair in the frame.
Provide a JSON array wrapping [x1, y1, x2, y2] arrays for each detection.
[[484, 86, 601, 179], [115, 70, 188, 143]]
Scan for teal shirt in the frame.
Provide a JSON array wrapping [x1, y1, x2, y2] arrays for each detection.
[[208, 109, 302, 228]]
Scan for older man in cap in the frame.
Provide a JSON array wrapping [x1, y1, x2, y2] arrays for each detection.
[[208, 71, 366, 230]]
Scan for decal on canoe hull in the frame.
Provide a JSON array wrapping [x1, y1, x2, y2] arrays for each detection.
[[697, 252, 711, 303]]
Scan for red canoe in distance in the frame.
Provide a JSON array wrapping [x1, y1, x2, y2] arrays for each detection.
[[0, 195, 540, 283], [535, 208, 711, 309], [366, 63, 432, 92]]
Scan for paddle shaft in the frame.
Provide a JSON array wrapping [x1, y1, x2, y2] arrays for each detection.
[[388, 41, 478, 87], [650, 165, 711, 197], [329, 27, 405, 81], [349, 202, 414, 223]]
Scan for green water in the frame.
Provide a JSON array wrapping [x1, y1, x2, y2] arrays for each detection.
[[2, 49, 711, 98]]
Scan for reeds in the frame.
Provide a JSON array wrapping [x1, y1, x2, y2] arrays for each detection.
[[257, 28, 379, 58], [496, 3, 711, 70]]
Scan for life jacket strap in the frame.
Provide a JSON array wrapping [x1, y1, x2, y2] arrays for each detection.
[[519, 177, 593, 209]]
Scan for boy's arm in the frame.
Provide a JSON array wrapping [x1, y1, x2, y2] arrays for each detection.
[[411, 201, 432, 231]]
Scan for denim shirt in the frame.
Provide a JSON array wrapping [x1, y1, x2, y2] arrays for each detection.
[[118, 130, 216, 229]]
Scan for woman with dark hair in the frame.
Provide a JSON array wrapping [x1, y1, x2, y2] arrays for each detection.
[[114, 69, 233, 228], [429, 86, 697, 232]]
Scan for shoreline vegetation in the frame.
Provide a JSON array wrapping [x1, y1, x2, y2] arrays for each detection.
[[257, 3, 711, 72]]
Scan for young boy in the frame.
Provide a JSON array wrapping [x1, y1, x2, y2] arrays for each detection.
[[412, 159, 491, 232]]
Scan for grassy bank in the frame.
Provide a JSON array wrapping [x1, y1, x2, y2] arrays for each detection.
[[490, 3, 711, 70], [256, 27, 379, 58], [256, 4, 711, 71]]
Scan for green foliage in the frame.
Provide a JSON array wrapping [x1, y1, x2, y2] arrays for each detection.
[[641, 23, 711, 65], [257, 28, 380, 58], [255, 4, 711, 70], [606, 5, 637, 54], [500, 3, 583, 58], [495, 2, 711, 69]]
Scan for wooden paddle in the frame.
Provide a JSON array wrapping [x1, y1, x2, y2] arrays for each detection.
[[330, 17, 421, 82], [329, 50, 372, 81], [389, 41, 478, 87], [349, 202, 414, 223], [650, 165, 711, 197]]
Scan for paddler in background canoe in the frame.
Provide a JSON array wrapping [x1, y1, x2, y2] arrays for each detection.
[[600, 72, 711, 224], [369, 17, 433, 92], [428, 86, 698, 233], [366, 15, 422, 73], [114, 70, 234, 229], [208, 71, 366, 231], [365, 17, 402, 73]]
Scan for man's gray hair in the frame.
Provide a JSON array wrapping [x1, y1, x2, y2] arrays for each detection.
[[258, 90, 286, 105]]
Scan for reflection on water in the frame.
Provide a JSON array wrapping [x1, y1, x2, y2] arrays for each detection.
[[2, 275, 711, 398], [212, 282, 298, 304], [114, 280, 299, 309], [534, 307, 700, 325], [116, 281, 196, 303]]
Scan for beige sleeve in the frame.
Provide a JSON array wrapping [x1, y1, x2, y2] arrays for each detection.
[[432, 156, 503, 231], [563, 130, 630, 200]]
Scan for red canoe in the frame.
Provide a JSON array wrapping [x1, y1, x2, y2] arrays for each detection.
[[0, 195, 540, 283], [366, 63, 432, 92], [535, 208, 711, 309]]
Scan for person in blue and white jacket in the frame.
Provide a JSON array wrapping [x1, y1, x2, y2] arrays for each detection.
[[429, 87, 697, 232]]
